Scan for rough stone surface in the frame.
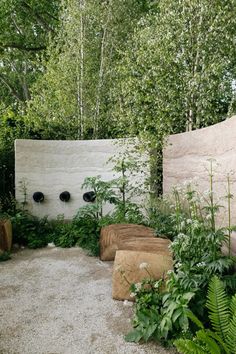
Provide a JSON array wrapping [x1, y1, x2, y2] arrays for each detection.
[[112, 250, 173, 301], [0, 247, 174, 354], [100, 224, 155, 261], [118, 237, 171, 255], [163, 115, 236, 226], [0, 219, 12, 251], [15, 139, 146, 220]]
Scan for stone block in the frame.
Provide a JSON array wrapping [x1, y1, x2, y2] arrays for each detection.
[[118, 237, 171, 254], [100, 224, 155, 261], [0, 219, 12, 252], [112, 250, 173, 301]]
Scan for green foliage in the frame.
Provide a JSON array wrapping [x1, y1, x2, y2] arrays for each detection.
[[126, 171, 236, 345], [72, 211, 100, 256], [49, 217, 78, 248], [10, 210, 52, 248], [26, 0, 150, 139], [0, 0, 60, 109], [0, 110, 31, 209], [174, 276, 236, 354], [206, 276, 230, 343], [111, 0, 236, 145], [0, 251, 11, 262], [125, 276, 195, 344], [148, 197, 177, 240], [82, 175, 118, 218]]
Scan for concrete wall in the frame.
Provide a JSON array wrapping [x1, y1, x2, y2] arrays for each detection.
[[15, 139, 129, 219], [163, 116, 236, 226]]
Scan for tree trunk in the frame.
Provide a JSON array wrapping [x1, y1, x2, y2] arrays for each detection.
[[93, 0, 112, 138], [77, 0, 85, 139]]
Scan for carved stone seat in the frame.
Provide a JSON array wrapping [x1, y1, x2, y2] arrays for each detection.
[[112, 250, 173, 301], [100, 224, 155, 261]]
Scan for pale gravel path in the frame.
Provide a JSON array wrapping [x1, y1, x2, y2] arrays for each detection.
[[0, 247, 174, 354]]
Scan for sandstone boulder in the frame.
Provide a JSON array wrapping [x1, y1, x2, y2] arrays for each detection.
[[100, 224, 155, 261], [112, 250, 173, 301], [118, 237, 171, 254], [0, 219, 12, 252]]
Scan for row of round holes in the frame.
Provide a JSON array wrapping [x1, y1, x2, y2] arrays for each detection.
[[33, 191, 96, 203]]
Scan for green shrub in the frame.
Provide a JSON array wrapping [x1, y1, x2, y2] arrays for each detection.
[[11, 210, 52, 248], [174, 276, 236, 354], [0, 251, 11, 262]]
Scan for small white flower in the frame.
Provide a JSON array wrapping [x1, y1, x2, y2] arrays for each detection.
[[47, 242, 55, 248], [183, 180, 191, 186], [123, 300, 133, 307], [139, 262, 149, 270], [186, 219, 192, 224], [175, 262, 182, 268], [178, 233, 186, 239], [130, 292, 136, 298], [154, 281, 160, 289], [135, 282, 142, 291]]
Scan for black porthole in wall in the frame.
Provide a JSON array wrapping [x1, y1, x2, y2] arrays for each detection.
[[59, 191, 71, 202], [33, 191, 44, 203], [83, 191, 96, 203]]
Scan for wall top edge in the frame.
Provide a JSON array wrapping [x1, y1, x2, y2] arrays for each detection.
[[15, 137, 131, 144], [167, 115, 236, 141]]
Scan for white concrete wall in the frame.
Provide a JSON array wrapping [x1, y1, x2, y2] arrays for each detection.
[[15, 139, 129, 219], [163, 116, 236, 226]]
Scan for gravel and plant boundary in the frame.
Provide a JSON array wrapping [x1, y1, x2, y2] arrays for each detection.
[[0, 246, 173, 354]]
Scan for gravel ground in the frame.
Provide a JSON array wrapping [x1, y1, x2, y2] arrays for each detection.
[[0, 247, 174, 354]]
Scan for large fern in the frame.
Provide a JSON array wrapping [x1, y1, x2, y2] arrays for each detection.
[[173, 339, 206, 354], [174, 276, 236, 354], [206, 276, 230, 342], [227, 295, 236, 353]]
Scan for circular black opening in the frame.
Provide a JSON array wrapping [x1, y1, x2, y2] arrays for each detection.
[[83, 191, 96, 203], [59, 191, 71, 202], [33, 192, 44, 203]]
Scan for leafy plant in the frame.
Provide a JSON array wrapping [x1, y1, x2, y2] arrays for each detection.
[[72, 210, 100, 256], [10, 210, 52, 248], [0, 251, 11, 262], [174, 276, 236, 354], [49, 217, 78, 248]]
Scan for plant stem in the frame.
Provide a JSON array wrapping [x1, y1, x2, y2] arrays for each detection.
[[209, 161, 215, 232], [227, 174, 232, 256]]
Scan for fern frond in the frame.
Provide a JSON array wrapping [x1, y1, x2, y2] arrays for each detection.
[[185, 309, 204, 329], [222, 274, 236, 292], [206, 276, 230, 342], [196, 330, 221, 354], [230, 294, 236, 315], [206, 330, 231, 354], [174, 338, 207, 354], [226, 313, 236, 353]]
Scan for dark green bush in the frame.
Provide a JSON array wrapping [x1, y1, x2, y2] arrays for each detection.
[[0, 251, 11, 262], [11, 211, 52, 248]]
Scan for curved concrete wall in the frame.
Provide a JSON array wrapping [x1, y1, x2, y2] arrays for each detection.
[[163, 116, 236, 225], [15, 139, 128, 219]]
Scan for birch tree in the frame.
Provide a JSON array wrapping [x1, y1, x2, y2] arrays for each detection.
[[26, 0, 150, 139], [112, 0, 236, 143], [0, 0, 59, 110]]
